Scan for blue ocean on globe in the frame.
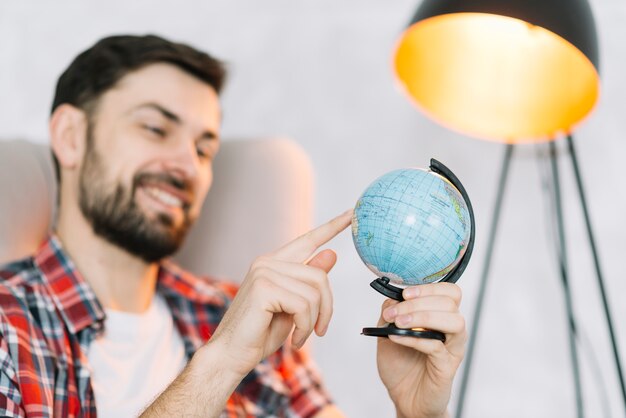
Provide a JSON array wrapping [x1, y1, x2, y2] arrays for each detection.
[[352, 168, 471, 286]]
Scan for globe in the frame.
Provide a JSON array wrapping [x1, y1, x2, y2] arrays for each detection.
[[352, 167, 471, 286]]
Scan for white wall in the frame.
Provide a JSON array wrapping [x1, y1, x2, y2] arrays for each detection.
[[1, 1, 626, 417]]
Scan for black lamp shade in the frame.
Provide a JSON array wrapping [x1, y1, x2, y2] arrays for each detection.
[[394, 0, 601, 142]]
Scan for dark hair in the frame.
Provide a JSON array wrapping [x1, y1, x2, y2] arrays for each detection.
[[51, 34, 227, 183]]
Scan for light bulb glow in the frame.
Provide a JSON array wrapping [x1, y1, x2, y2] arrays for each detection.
[[394, 13, 600, 142]]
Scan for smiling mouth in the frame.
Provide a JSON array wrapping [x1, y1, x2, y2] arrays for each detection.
[[143, 186, 184, 208], [133, 171, 195, 216]]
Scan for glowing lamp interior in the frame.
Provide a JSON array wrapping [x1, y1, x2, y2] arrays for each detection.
[[394, 13, 600, 143]]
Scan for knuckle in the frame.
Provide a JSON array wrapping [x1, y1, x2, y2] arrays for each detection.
[[252, 255, 271, 269], [461, 328, 469, 344], [449, 284, 462, 303], [252, 266, 272, 280], [250, 274, 273, 294], [456, 315, 466, 333]]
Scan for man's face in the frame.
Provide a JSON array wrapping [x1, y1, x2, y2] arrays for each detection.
[[77, 63, 221, 262]]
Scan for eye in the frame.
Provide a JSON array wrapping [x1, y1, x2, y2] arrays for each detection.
[[196, 145, 212, 161], [143, 124, 166, 137], [196, 140, 217, 161]]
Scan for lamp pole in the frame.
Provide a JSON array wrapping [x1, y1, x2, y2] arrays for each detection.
[[455, 138, 626, 417], [455, 144, 514, 418], [549, 140, 584, 418], [566, 134, 626, 410]]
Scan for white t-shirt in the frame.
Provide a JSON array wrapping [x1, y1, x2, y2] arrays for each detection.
[[88, 294, 188, 418]]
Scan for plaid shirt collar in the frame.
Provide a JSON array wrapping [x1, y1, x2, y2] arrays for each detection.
[[33, 235, 229, 345], [34, 235, 106, 335]]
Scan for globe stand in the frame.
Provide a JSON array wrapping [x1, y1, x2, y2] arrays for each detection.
[[361, 159, 476, 345], [362, 277, 447, 342], [369, 276, 403, 300]]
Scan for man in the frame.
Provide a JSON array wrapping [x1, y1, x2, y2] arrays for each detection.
[[0, 35, 466, 417]]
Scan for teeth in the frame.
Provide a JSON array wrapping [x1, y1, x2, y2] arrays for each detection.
[[144, 186, 183, 208]]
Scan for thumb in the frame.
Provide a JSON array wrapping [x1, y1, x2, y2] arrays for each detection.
[[378, 298, 399, 327], [306, 249, 337, 273]]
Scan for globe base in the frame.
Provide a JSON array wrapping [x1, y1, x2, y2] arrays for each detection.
[[362, 324, 446, 342]]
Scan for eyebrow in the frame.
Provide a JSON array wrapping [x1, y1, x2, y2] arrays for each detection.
[[132, 102, 218, 140]]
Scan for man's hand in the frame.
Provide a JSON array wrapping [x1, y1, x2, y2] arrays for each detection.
[[141, 210, 352, 418], [208, 209, 353, 378], [376, 283, 466, 418]]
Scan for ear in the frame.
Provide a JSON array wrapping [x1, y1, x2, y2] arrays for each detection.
[[49, 104, 89, 172]]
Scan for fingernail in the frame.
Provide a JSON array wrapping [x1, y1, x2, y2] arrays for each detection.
[[383, 307, 397, 321], [404, 287, 420, 299]]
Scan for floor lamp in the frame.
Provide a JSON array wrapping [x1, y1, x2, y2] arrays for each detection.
[[392, 1, 626, 417]]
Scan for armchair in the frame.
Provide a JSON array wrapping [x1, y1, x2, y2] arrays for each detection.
[[0, 138, 314, 283]]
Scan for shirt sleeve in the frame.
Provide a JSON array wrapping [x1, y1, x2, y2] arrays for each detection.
[[0, 326, 26, 418], [275, 344, 334, 418]]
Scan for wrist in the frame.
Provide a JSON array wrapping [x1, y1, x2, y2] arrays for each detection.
[[191, 341, 247, 387], [139, 341, 246, 417], [396, 410, 450, 418]]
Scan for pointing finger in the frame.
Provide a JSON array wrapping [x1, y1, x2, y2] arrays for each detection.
[[271, 209, 353, 263]]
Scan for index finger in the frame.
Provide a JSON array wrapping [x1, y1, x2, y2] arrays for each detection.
[[271, 209, 353, 262]]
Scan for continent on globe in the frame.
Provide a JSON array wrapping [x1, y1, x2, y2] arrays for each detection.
[[352, 168, 471, 286]]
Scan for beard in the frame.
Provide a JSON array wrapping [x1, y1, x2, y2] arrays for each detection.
[[78, 135, 195, 262]]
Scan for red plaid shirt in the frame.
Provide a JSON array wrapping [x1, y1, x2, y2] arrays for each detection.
[[0, 236, 332, 417]]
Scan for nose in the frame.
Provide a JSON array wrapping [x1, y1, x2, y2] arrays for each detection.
[[162, 139, 201, 181]]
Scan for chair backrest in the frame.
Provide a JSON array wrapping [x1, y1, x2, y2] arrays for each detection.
[[0, 138, 314, 282]]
